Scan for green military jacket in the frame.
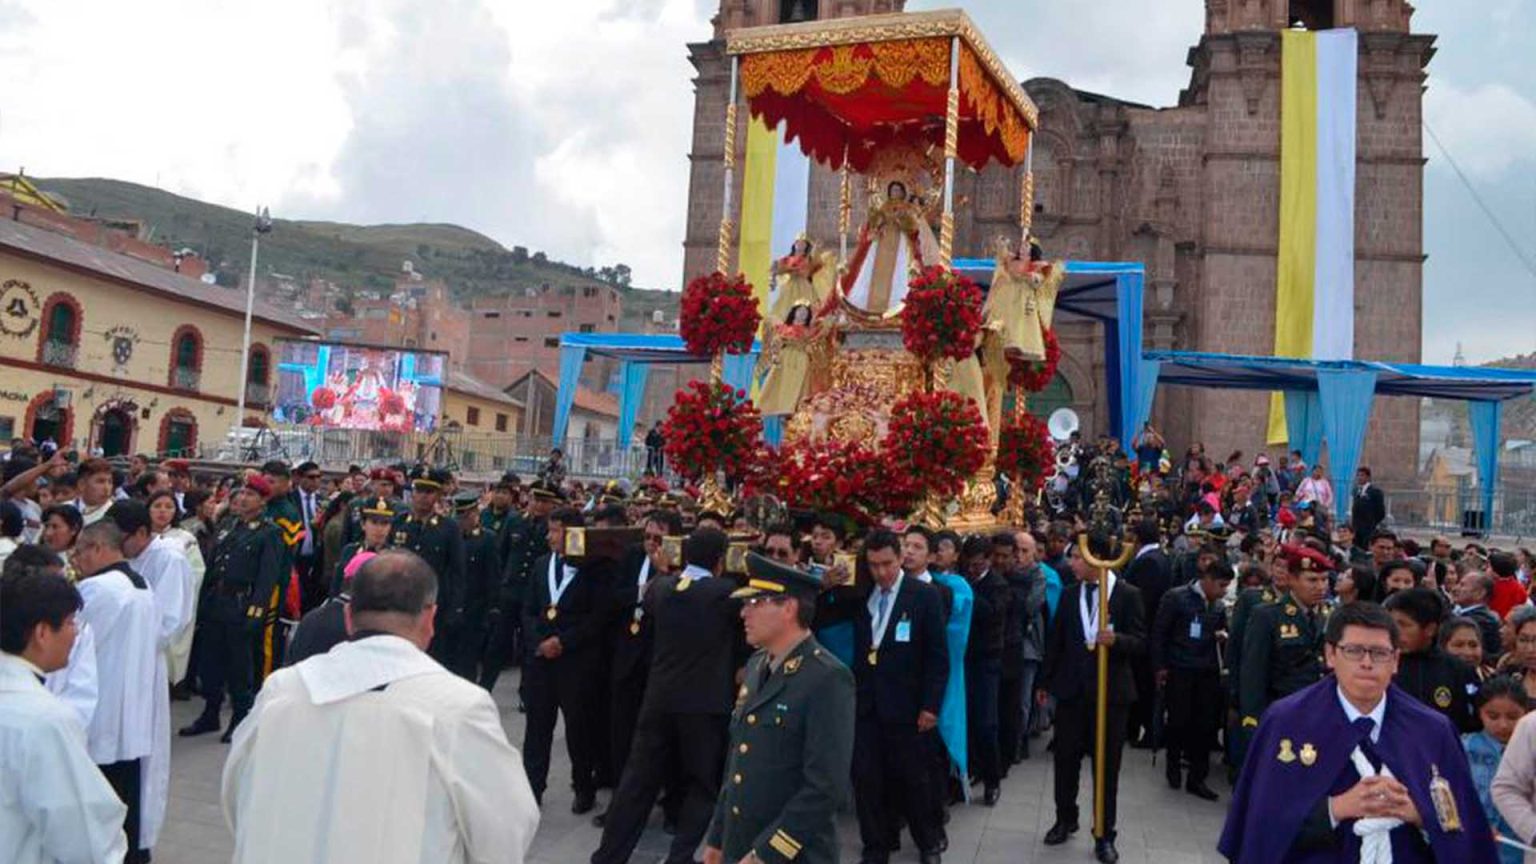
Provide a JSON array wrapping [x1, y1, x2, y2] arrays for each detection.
[[498, 513, 546, 607], [265, 496, 305, 572], [203, 516, 285, 628], [1238, 591, 1326, 729], [708, 635, 855, 864], [1226, 584, 1279, 699], [392, 511, 467, 626]]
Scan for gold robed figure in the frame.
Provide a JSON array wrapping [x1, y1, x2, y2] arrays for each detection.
[[982, 238, 1063, 361], [768, 237, 838, 324], [841, 181, 941, 315], [756, 304, 828, 416]]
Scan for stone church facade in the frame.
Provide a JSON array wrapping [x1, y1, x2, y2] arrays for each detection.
[[683, 0, 1434, 484]]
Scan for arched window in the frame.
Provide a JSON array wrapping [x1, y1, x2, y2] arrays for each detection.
[[158, 409, 198, 456], [37, 293, 82, 368], [779, 0, 816, 23], [169, 325, 203, 390], [1289, 0, 1334, 29], [246, 344, 271, 406]]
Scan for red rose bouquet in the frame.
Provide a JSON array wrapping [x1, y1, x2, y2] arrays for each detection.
[[679, 271, 761, 357], [378, 389, 406, 417], [773, 438, 890, 527], [661, 380, 763, 481], [881, 390, 989, 499], [1008, 327, 1061, 392], [310, 387, 337, 411], [900, 265, 985, 364], [996, 411, 1056, 494]]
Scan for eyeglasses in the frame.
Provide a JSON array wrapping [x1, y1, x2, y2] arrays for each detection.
[[1332, 644, 1397, 663]]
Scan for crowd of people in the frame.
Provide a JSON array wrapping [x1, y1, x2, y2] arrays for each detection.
[[6, 434, 1536, 863]]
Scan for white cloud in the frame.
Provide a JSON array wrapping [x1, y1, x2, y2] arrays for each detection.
[[1424, 80, 1536, 179]]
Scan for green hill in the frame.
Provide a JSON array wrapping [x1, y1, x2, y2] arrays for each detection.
[[32, 177, 676, 328]]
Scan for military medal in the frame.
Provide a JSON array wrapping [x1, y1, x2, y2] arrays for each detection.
[[545, 606, 558, 621], [1277, 739, 1296, 763], [867, 649, 878, 666], [1299, 743, 1317, 766], [629, 620, 641, 636], [1429, 764, 1464, 831]]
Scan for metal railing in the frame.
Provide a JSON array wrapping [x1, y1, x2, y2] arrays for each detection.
[[41, 340, 76, 369], [202, 426, 658, 480], [172, 367, 200, 391], [1380, 487, 1536, 540]]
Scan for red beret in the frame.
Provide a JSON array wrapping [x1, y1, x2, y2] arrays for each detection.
[[1282, 544, 1335, 574], [240, 474, 274, 498]]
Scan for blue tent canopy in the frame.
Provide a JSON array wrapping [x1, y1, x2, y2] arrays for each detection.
[[553, 261, 1146, 450], [1134, 350, 1536, 524]]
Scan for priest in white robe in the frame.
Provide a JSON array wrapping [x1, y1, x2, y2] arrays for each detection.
[[1, 558, 128, 864], [46, 617, 99, 730], [73, 519, 160, 863], [223, 549, 539, 864]]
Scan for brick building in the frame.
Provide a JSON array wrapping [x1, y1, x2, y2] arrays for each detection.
[[682, 0, 1432, 484], [463, 282, 623, 389]]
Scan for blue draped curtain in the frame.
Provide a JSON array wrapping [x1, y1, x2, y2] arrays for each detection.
[[1283, 390, 1325, 467], [1316, 369, 1378, 521], [1468, 400, 1502, 525], [616, 361, 650, 449], [1130, 356, 1160, 439], [552, 345, 588, 443]]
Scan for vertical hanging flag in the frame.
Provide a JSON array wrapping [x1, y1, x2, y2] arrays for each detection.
[[1269, 27, 1358, 444], [738, 116, 812, 322]]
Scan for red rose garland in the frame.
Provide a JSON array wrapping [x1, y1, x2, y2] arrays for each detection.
[[996, 411, 1056, 494], [773, 439, 890, 527], [1008, 327, 1061, 392], [900, 265, 985, 364], [679, 271, 761, 357], [661, 380, 763, 481], [880, 390, 989, 500]]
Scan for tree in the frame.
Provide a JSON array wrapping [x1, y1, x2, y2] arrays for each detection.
[[612, 263, 632, 288], [511, 245, 529, 264], [532, 250, 547, 264]]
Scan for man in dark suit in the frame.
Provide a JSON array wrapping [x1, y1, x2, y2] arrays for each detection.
[[851, 530, 949, 864], [1123, 517, 1171, 749], [1350, 466, 1386, 551], [964, 534, 1009, 805], [522, 507, 603, 813], [1038, 536, 1147, 864], [290, 461, 326, 612], [591, 527, 746, 864]]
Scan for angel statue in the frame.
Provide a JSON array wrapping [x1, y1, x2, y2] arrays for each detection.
[[841, 180, 941, 314], [983, 235, 1062, 361], [767, 234, 838, 324], [755, 302, 829, 417]]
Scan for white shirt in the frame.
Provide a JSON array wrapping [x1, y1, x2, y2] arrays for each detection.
[[299, 490, 318, 555], [0, 653, 128, 864], [1135, 543, 1161, 560], [77, 564, 159, 764], [867, 574, 905, 648], [680, 563, 714, 582], [223, 635, 539, 864]]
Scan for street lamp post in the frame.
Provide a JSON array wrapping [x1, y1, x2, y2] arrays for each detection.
[[234, 207, 274, 436]]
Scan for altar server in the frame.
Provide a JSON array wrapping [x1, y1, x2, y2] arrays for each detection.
[[1221, 602, 1496, 863], [223, 550, 539, 864], [72, 519, 161, 863], [1, 565, 129, 864]]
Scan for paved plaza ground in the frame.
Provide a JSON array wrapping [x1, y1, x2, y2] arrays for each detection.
[[156, 672, 1231, 863]]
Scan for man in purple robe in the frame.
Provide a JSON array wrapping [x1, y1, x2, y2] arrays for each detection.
[[1220, 602, 1496, 863]]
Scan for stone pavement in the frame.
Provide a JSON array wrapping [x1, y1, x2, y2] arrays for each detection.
[[157, 674, 1231, 863]]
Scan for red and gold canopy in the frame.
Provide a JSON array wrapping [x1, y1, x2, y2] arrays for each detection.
[[726, 10, 1036, 173]]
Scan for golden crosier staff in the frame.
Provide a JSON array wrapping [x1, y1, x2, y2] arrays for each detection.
[[1078, 533, 1133, 842]]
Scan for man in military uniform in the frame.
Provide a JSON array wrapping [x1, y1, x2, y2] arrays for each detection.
[[451, 491, 501, 682], [258, 460, 305, 682], [481, 472, 522, 537], [1236, 546, 1331, 762], [703, 552, 855, 864], [482, 479, 561, 694], [180, 475, 284, 743], [392, 466, 465, 666]]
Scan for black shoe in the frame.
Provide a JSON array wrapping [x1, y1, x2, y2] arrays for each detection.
[[178, 714, 220, 738], [170, 681, 193, 702], [572, 792, 596, 815], [983, 785, 1001, 807], [1043, 821, 1078, 845], [919, 852, 942, 864], [219, 726, 235, 744], [591, 809, 607, 828], [1094, 838, 1120, 863], [1186, 780, 1220, 801], [1165, 769, 1182, 790]]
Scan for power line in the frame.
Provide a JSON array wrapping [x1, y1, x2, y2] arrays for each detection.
[[1423, 119, 1536, 284]]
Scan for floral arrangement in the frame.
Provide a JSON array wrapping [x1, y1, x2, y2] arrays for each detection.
[[679, 271, 761, 357], [378, 389, 406, 417], [660, 380, 763, 481], [1008, 327, 1061, 392], [310, 387, 337, 411], [996, 411, 1056, 494], [900, 265, 985, 364], [880, 390, 989, 500], [774, 438, 891, 528]]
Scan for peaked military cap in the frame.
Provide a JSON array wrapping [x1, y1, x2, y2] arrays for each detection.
[[451, 491, 481, 513], [409, 465, 452, 490], [732, 551, 823, 601], [360, 497, 397, 519]]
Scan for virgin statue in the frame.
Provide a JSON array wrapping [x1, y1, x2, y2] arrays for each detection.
[[982, 236, 1062, 360], [756, 303, 825, 416], [841, 181, 941, 314]]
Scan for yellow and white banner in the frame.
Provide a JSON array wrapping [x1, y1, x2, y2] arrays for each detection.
[[738, 116, 812, 320], [1269, 27, 1358, 443]]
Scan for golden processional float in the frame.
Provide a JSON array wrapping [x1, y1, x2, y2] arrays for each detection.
[[711, 8, 1060, 530]]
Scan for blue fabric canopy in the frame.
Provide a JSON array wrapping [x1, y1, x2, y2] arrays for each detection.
[[1139, 350, 1536, 525]]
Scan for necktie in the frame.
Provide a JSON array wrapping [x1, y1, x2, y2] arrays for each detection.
[[1086, 584, 1097, 608], [876, 588, 892, 636], [1353, 717, 1382, 770]]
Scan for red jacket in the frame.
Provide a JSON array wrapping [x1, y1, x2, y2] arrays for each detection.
[[1489, 576, 1529, 619]]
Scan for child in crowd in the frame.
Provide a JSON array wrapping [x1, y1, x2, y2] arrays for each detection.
[[1464, 676, 1530, 864]]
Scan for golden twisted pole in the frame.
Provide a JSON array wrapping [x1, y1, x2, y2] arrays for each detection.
[[716, 58, 741, 276], [939, 38, 961, 267], [1019, 136, 1035, 246]]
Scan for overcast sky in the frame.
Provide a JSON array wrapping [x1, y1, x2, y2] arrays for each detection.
[[0, 0, 1532, 364]]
